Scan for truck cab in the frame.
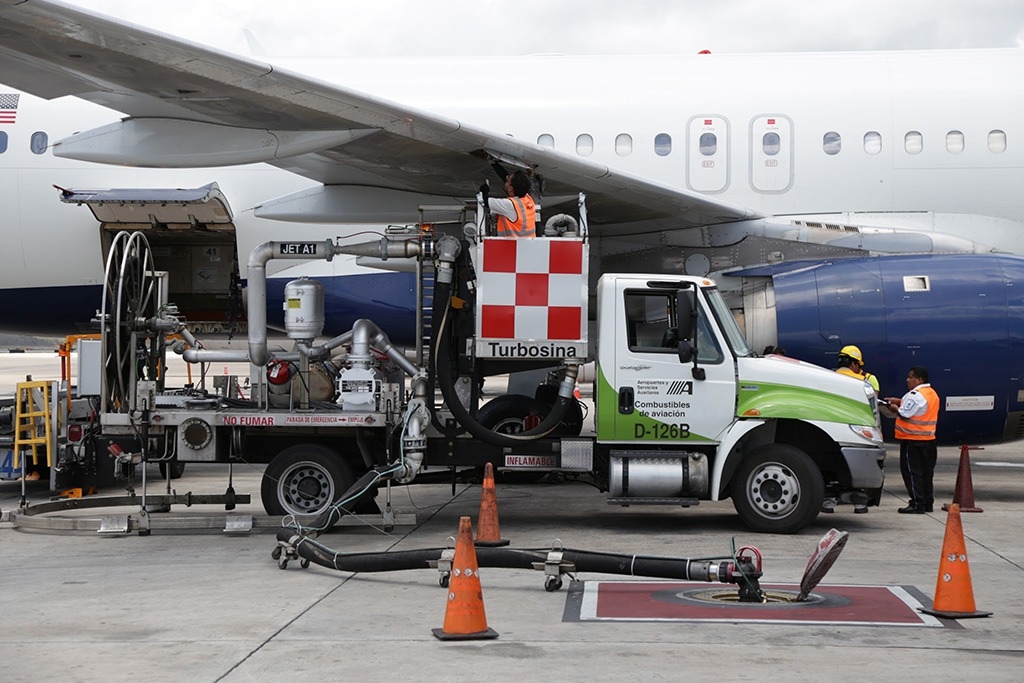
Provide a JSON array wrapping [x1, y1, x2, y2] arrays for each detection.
[[594, 274, 885, 532]]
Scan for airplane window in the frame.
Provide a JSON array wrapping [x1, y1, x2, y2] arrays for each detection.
[[30, 131, 48, 155], [537, 134, 554, 148], [699, 133, 716, 156], [946, 130, 964, 154], [989, 130, 1007, 154], [863, 131, 882, 155], [823, 131, 841, 155], [0, 131, 7, 154], [762, 132, 781, 156], [905, 131, 923, 155], [654, 133, 672, 157], [615, 133, 633, 156], [576, 133, 594, 157]]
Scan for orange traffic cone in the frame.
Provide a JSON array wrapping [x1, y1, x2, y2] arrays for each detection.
[[942, 445, 983, 513], [432, 516, 499, 640], [475, 462, 509, 547], [919, 504, 991, 619]]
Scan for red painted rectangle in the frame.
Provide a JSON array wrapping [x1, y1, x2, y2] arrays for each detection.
[[549, 240, 584, 274], [480, 305, 515, 338], [547, 306, 582, 340], [483, 239, 518, 272], [579, 582, 946, 627], [515, 273, 549, 306]]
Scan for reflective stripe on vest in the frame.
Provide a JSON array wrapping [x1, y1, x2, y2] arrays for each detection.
[[895, 385, 939, 440], [496, 194, 536, 238]]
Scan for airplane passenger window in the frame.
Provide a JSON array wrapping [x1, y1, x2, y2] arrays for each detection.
[[905, 131, 923, 154], [576, 133, 594, 157], [615, 133, 633, 156], [699, 133, 717, 156], [654, 133, 672, 157], [989, 130, 1007, 154], [537, 134, 554, 148], [823, 132, 841, 155], [30, 131, 48, 155], [863, 131, 882, 155], [0, 131, 7, 154], [762, 132, 781, 156], [946, 130, 964, 154]]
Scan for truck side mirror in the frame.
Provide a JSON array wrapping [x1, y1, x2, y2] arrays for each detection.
[[675, 288, 696, 341], [675, 288, 696, 363]]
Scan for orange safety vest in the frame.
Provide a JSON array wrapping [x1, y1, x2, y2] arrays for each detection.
[[496, 194, 536, 238], [895, 385, 939, 441]]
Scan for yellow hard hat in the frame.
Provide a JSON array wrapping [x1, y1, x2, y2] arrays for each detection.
[[838, 345, 864, 364]]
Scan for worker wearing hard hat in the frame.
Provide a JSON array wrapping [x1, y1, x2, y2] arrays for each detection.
[[822, 344, 878, 514], [835, 345, 879, 392]]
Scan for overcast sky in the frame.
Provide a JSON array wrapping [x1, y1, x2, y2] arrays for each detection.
[[65, 0, 1024, 57]]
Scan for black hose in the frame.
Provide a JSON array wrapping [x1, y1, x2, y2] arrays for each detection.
[[274, 531, 761, 589], [431, 273, 573, 447]]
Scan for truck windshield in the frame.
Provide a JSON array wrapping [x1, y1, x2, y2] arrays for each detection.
[[703, 287, 753, 357]]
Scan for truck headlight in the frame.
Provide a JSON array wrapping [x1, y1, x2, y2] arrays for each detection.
[[850, 424, 883, 443]]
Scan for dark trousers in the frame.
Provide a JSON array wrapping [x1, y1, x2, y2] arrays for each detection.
[[899, 439, 937, 507]]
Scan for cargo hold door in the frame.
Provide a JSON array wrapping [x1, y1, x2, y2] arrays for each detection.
[[59, 182, 244, 334]]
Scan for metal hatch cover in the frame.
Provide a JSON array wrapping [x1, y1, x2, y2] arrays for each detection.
[[56, 182, 233, 227], [799, 527, 849, 601]]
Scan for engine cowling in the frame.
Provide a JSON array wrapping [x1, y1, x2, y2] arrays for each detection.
[[730, 253, 1024, 445]]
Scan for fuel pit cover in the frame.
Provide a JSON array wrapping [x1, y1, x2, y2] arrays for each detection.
[[798, 528, 849, 601]]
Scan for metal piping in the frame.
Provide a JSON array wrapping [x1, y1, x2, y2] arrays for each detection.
[[157, 237, 423, 367]]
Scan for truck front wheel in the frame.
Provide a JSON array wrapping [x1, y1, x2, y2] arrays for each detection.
[[730, 444, 823, 534], [261, 444, 355, 518]]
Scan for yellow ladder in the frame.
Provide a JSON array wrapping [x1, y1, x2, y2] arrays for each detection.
[[13, 380, 55, 469]]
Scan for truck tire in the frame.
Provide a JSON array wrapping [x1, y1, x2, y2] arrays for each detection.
[[730, 444, 823, 534], [261, 444, 355, 517], [478, 394, 551, 483], [478, 394, 549, 435], [159, 460, 186, 480], [480, 392, 584, 436]]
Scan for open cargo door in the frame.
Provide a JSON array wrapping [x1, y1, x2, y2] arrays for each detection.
[[59, 182, 244, 335]]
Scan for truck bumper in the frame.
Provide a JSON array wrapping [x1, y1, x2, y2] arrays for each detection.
[[842, 445, 886, 489]]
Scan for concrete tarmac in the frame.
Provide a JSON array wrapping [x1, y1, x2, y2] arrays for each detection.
[[2, 351, 1024, 681]]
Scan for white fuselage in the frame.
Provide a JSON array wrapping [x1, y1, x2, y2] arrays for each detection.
[[2, 48, 1023, 293]]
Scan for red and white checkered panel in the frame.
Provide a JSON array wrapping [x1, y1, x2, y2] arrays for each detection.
[[475, 237, 588, 357]]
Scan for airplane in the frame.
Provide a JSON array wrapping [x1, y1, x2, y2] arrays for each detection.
[[0, 0, 1023, 446]]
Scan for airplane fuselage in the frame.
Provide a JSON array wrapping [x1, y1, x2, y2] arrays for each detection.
[[3, 49, 1024, 445], [3, 50, 1023, 301]]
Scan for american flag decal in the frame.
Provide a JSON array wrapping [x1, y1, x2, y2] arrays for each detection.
[[0, 93, 19, 124]]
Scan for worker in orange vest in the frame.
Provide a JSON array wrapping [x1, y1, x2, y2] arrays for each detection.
[[480, 163, 536, 238], [883, 366, 939, 514]]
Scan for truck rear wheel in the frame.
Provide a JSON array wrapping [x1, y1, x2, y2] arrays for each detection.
[[478, 394, 548, 435], [159, 460, 186, 480], [261, 444, 355, 517], [478, 395, 550, 483], [479, 393, 584, 436], [730, 444, 823, 534]]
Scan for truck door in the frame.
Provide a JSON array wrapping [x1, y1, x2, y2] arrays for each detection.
[[605, 286, 737, 443]]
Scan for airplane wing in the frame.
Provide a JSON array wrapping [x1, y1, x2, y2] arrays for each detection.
[[0, 0, 760, 237]]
